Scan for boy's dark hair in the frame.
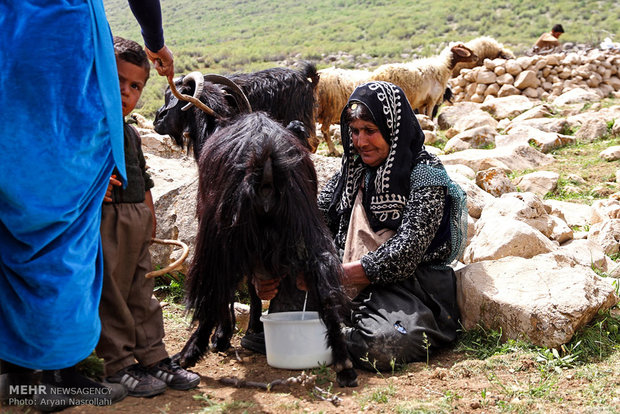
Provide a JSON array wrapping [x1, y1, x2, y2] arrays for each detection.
[[552, 24, 564, 33], [113, 36, 150, 81]]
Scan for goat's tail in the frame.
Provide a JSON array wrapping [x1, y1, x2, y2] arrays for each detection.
[[300, 60, 320, 89]]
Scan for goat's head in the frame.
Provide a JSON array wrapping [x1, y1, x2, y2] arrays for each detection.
[[153, 72, 251, 159]]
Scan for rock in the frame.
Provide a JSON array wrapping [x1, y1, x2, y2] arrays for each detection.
[[496, 73, 514, 86], [151, 178, 199, 275], [587, 219, 620, 256], [464, 217, 557, 263], [416, 114, 435, 131], [451, 109, 499, 133], [445, 164, 476, 180], [509, 104, 555, 123], [590, 198, 620, 224], [513, 171, 560, 196], [456, 252, 619, 348], [477, 69, 498, 84], [575, 117, 609, 142], [498, 125, 575, 153], [514, 70, 540, 89], [544, 199, 592, 228], [439, 144, 554, 173], [481, 95, 535, 119], [504, 59, 522, 76], [475, 167, 516, 196], [478, 192, 572, 243], [613, 119, 620, 137], [444, 126, 497, 153], [497, 84, 521, 97], [506, 117, 569, 134], [600, 145, 620, 161], [437, 102, 482, 130], [557, 239, 619, 277], [553, 87, 601, 105], [141, 132, 185, 158], [423, 130, 438, 145]]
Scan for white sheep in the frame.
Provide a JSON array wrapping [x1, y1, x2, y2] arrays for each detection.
[[370, 43, 477, 117], [316, 67, 372, 155], [451, 36, 515, 77]]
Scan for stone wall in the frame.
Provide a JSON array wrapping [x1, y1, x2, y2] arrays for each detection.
[[450, 49, 620, 103]]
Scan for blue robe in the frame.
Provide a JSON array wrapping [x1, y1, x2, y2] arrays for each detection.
[[0, 0, 126, 370]]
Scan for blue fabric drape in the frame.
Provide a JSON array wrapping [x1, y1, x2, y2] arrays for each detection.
[[0, 0, 125, 369]]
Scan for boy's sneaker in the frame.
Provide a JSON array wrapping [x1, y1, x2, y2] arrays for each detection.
[[147, 358, 200, 390], [105, 364, 166, 398]]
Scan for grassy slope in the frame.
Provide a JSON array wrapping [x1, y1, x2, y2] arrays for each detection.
[[104, 0, 620, 117]]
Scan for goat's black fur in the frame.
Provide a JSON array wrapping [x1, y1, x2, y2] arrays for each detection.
[[177, 112, 358, 387], [153, 62, 319, 159]]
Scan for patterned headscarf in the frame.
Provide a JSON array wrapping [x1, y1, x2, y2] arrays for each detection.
[[328, 81, 427, 232]]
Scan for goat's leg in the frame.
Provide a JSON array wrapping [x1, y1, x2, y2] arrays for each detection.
[[247, 279, 264, 334], [311, 279, 357, 387], [176, 319, 216, 368], [210, 302, 234, 351]]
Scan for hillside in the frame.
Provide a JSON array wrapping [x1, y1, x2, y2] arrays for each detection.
[[104, 0, 620, 117]]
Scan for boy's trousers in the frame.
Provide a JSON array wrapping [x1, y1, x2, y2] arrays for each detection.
[[96, 203, 168, 376]]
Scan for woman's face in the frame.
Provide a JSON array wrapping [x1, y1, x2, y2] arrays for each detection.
[[349, 118, 389, 167]]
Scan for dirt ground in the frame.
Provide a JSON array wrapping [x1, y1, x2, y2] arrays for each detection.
[[37, 302, 615, 414]]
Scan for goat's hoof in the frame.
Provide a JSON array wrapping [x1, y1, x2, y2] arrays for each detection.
[[336, 368, 358, 387], [176, 351, 199, 369], [210, 338, 231, 352]]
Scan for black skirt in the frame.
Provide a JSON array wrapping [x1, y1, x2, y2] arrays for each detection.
[[345, 264, 460, 371]]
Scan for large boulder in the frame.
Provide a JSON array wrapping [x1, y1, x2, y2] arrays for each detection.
[[481, 95, 535, 119], [553, 87, 601, 106], [444, 126, 497, 153], [439, 144, 554, 173], [513, 171, 560, 196], [587, 219, 620, 256], [463, 217, 558, 263], [456, 252, 619, 348]]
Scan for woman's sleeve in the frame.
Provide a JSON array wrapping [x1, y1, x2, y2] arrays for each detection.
[[361, 185, 446, 284], [127, 0, 165, 52]]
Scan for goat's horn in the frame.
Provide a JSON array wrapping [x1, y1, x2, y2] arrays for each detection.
[[181, 71, 204, 111], [145, 238, 189, 279], [166, 75, 220, 118], [203, 74, 253, 113]]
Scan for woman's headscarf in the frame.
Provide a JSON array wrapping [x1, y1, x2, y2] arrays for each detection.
[[328, 81, 427, 232]]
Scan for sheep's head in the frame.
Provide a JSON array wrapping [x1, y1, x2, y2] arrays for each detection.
[[450, 43, 478, 65]]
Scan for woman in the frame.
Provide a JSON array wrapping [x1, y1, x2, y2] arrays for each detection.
[[317, 81, 467, 370]]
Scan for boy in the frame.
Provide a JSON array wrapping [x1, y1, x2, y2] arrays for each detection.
[[96, 36, 200, 398], [534, 24, 565, 52]]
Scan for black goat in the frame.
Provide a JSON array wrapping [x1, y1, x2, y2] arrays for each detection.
[[178, 112, 357, 387], [153, 62, 319, 159]]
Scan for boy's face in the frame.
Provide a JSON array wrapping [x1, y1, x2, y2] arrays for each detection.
[[116, 57, 149, 117]]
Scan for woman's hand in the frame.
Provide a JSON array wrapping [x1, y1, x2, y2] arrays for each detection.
[[145, 44, 174, 80], [104, 174, 122, 202], [252, 276, 280, 301], [342, 260, 370, 286], [342, 261, 371, 299]]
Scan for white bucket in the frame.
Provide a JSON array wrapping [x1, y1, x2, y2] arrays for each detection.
[[260, 311, 333, 369]]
